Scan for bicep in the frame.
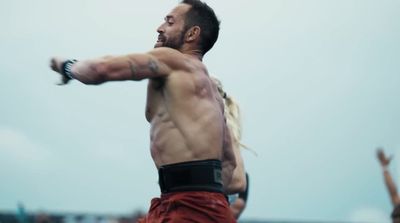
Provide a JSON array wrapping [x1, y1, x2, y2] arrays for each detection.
[[103, 53, 171, 81]]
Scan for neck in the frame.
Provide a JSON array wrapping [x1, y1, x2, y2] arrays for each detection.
[[180, 45, 204, 61], [187, 50, 203, 61]]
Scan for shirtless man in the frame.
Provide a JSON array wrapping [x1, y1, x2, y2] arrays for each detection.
[[50, 0, 237, 222]]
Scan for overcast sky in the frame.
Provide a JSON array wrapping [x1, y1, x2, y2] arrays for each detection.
[[1, 0, 399, 222]]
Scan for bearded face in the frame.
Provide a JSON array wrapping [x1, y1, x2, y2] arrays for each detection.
[[155, 30, 185, 50], [155, 4, 190, 50]]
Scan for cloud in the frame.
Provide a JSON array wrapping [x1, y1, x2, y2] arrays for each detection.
[[0, 127, 50, 163], [348, 207, 390, 223]]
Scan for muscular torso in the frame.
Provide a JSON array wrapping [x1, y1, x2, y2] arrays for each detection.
[[145, 57, 224, 169]]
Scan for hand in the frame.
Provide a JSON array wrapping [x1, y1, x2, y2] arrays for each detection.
[[377, 147, 392, 167], [50, 57, 70, 85]]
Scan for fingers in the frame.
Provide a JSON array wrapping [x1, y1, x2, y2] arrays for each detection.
[[50, 57, 70, 85], [50, 57, 58, 72], [49, 57, 65, 73], [56, 75, 70, 86], [376, 147, 395, 167], [377, 148, 385, 160]]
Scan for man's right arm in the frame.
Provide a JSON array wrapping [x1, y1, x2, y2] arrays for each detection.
[[50, 47, 179, 85]]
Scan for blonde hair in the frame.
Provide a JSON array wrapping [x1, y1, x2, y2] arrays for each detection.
[[211, 77, 247, 150]]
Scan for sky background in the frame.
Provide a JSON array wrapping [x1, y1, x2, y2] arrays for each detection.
[[1, 0, 399, 222]]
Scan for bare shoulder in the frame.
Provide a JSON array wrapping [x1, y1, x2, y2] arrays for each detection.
[[148, 47, 185, 65], [148, 47, 181, 56], [148, 47, 207, 74]]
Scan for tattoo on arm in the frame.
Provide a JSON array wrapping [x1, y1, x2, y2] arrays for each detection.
[[129, 59, 159, 79], [148, 59, 159, 73], [129, 61, 138, 79]]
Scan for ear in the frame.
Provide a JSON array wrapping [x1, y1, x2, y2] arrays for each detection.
[[185, 26, 201, 42]]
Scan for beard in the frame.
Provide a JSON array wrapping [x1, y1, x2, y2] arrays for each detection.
[[155, 31, 185, 50]]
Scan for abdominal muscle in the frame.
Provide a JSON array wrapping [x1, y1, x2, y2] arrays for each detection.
[[147, 75, 224, 169], [149, 105, 223, 169]]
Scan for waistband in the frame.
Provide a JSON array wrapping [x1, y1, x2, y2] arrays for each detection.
[[158, 159, 223, 194]]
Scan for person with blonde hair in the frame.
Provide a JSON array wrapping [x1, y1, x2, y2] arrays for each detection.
[[212, 77, 249, 219]]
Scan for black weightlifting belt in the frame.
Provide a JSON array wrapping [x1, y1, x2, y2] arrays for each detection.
[[158, 159, 223, 194]]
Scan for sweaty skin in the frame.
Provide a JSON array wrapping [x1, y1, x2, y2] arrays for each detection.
[[50, 3, 236, 190]]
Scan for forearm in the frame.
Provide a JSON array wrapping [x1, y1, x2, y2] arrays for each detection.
[[383, 168, 400, 206], [52, 56, 118, 85], [71, 57, 109, 85], [71, 55, 142, 84]]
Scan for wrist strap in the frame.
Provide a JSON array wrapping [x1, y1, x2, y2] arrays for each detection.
[[62, 59, 78, 79], [238, 173, 249, 202]]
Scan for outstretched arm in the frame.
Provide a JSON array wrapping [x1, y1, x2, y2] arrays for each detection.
[[50, 48, 175, 85], [377, 148, 400, 206]]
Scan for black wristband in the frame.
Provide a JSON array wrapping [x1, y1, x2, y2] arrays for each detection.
[[61, 59, 78, 79], [238, 173, 249, 202]]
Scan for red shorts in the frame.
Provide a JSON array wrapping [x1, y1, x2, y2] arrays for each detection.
[[137, 191, 237, 223]]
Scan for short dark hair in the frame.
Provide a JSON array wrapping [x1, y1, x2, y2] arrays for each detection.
[[181, 0, 220, 55]]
